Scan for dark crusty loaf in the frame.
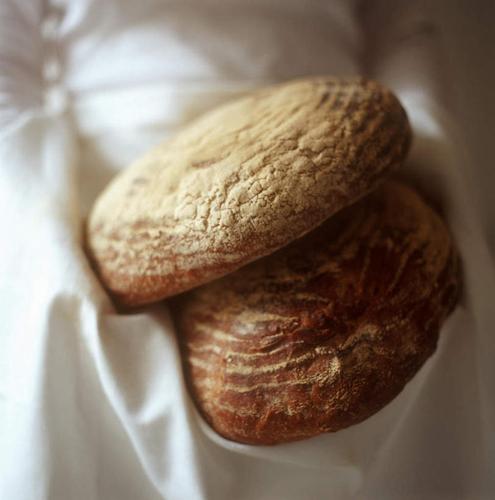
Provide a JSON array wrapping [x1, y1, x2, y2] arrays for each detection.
[[87, 77, 410, 306], [174, 181, 460, 445]]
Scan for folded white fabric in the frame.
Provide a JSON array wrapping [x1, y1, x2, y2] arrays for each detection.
[[0, 1, 493, 499]]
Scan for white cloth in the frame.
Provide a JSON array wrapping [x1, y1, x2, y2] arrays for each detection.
[[0, 1, 493, 499]]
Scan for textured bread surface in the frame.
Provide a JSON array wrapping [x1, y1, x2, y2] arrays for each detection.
[[87, 77, 411, 305], [175, 181, 460, 445]]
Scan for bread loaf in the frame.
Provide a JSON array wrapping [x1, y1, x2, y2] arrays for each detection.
[[87, 77, 410, 306], [175, 181, 460, 445]]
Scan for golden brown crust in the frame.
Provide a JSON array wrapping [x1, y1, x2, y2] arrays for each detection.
[[87, 77, 411, 306], [174, 181, 460, 445]]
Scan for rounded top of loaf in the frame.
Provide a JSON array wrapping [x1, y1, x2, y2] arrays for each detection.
[[87, 76, 411, 306]]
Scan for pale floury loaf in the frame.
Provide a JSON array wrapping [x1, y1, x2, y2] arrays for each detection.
[[87, 77, 411, 305]]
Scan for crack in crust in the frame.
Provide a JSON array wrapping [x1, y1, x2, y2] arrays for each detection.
[[174, 181, 461, 445], [87, 77, 411, 306]]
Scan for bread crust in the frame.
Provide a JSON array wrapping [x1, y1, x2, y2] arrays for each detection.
[[87, 77, 411, 306], [175, 181, 460, 445]]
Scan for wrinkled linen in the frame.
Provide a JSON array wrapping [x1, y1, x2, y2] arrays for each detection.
[[0, 1, 493, 499]]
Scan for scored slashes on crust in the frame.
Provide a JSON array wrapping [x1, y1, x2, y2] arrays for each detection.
[[87, 77, 411, 306], [175, 182, 460, 445]]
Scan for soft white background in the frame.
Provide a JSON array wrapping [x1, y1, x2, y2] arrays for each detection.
[[0, 1, 493, 499]]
